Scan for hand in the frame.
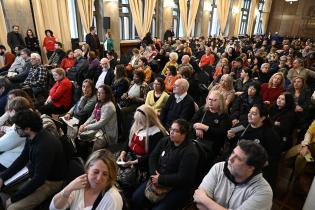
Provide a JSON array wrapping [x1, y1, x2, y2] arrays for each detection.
[[295, 105, 303, 112], [118, 151, 126, 162], [194, 123, 208, 131], [64, 174, 88, 193], [232, 119, 240, 127], [300, 146, 310, 156], [274, 121, 280, 126], [195, 129, 204, 139], [227, 130, 236, 139], [45, 96, 52, 104], [151, 170, 160, 185], [6, 198, 12, 208], [121, 93, 128, 99], [63, 113, 71, 121], [194, 188, 211, 209], [79, 125, 86, 133]]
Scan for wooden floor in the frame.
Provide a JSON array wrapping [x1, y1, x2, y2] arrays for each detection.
[[272, 160, 313, 210]]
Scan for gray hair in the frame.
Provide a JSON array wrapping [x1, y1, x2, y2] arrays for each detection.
[[31, 53, 41, 62]]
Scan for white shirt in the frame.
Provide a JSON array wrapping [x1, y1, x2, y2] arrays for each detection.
[[175, 92, 187, 103], [95, 68, 108, 89], [49, 186, 123, 210]]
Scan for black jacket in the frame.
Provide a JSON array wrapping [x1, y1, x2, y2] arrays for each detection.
[[67, 57, 89, 86], [0, 129, 66, 202], [85, 33, 101, 51], [93, 67, 115, 86], [160, 93, 195, 128], [149, 136, 199, 189], [191, 107, 231, 153], [7, 31, 25, 51], [230, 93, 263, 125]]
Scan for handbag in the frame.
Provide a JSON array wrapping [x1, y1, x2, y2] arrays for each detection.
[[144, 179, 172, 203], [78, 129, 109, 151]]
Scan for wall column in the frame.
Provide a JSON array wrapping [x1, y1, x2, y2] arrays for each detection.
[[162, 6, 173, 39], [103, 0, 120, 55]]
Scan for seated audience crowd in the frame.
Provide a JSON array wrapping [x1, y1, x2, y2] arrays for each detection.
[[0, 27, 314, 210]]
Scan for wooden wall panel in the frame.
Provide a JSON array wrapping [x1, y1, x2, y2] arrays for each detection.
[[268, 0, 315, 39], [2, 0, 35, 37]]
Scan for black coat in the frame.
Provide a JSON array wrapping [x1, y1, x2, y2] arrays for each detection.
[[160, 93, 195, 128], [7, 31, 25, 51], [85, 33, 101, 51], [191, 107, 231, 154], [93, 67, 115, 86], [149, 136, 199, 189]]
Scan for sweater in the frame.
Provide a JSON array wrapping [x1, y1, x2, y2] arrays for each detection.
[[49, 186, 123, 210], [50, 77, 73, 109], [0, 129, 66, 202], [145, 90, 169, 114], [0, 124, 25, 168], [199, 162, 273, 210], [84, 101, 118, 144], [149, 137, 199, 189]]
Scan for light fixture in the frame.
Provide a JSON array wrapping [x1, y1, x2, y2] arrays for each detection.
[[232, 7, 240, 15], [285, 0, 298, 4], [204, 1, 212, 12]]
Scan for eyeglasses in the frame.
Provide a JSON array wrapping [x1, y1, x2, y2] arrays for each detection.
[[169, 128, 180, 133]]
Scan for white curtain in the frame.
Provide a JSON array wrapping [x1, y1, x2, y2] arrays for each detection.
[[217, 0, 231, 36], [262, 0, 273, 34], [233, 0, 243, 36], [247, 0, 260, 36], [0, 2, 8, 49], [31, 0, 72, 63], [129, 0, 156, 39], [77, 0, 95, 34], [179, 0, 200, 37]]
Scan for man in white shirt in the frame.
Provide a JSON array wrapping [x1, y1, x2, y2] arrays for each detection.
[[95, 58, 114, 89]]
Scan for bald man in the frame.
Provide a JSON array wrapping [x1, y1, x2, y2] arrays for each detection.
[[67, 49, 89, 86], [95, 57, 114, 88], [160, 78, 195, 128]]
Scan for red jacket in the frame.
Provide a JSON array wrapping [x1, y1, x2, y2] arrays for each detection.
[[60, 57, 75, 70], [0, 52, 15, 71], [50, 77, 73, 109], [199, 54, 215, 68]]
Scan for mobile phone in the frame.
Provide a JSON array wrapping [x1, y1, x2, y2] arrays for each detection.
[[305, 153, 314, 162]]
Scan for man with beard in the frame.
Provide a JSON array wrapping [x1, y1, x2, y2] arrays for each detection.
[[0, 110, 66, 210], [194, 140, 273, 210], [7, 25, 25, 54]]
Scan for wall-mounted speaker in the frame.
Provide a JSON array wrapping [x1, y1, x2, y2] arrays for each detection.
[[103, 17, 110, 29]]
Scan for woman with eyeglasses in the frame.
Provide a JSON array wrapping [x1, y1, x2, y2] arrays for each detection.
[[192, 90, 231, 164], [145, 77, 169, 116]]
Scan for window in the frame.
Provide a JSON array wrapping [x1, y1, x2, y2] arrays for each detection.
[[239, 0, 251, 35], [119, 0, 138, 40], [67, 0, 78, 38], [150, 1, 159, 38], [253, 0, 265, 35], [208, 0, 220, 36], [172, 2, 180, 37]]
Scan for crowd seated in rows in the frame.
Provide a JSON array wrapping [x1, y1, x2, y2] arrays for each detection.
[[0, 30, 314, 209]]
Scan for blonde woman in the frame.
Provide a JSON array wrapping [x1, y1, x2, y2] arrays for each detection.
[[50, 149, 123, 210], [117, 104, 167, 172], [210, 74, 235, 108], [260, 72, 285, 106], [162, 52, 178, 75], [192, 90, 231, 164]]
